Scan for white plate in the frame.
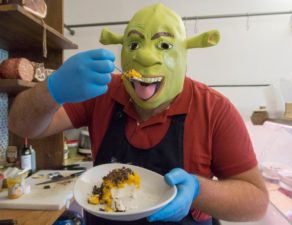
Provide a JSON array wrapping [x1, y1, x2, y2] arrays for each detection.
[[73, 163, 177, 221], [262, 171, 280, 182], [260, 161, 290, 181], [278, 169, 292, 188]]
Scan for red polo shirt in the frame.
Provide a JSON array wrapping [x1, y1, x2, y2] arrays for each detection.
[[64, 74, 257, 179]]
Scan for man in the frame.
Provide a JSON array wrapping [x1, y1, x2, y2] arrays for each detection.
[[9, 3, 268, 225]]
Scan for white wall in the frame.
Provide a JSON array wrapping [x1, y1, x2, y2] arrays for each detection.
[[63, 0, 292, 119]]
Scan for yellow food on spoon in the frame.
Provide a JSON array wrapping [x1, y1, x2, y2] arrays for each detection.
[[122, 69, 142, 80]]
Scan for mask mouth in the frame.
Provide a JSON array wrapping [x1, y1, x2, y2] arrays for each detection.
[[128, 76, 163, 100]]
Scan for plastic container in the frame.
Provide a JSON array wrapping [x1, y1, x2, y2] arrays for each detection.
[[7, 175, 25, 199], [79, 130, 91, 154], [66, 140, 79, 158]]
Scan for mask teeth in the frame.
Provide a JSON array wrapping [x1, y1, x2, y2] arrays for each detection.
[[130, 76, 163, 83], [129, 77, 143, 82]]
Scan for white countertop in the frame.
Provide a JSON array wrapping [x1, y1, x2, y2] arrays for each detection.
[[221, 203, 291, 225], [0, 170, 79, 210], [221, 120, 292, 224]]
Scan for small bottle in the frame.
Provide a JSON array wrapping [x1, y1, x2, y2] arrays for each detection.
[[20, 138, 32, 174], [30, 145, 36, 173]]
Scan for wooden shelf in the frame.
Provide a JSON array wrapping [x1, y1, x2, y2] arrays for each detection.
[[0, 1, 67, 171], [0, 79, 36, 95], [0, 4, 78, 50]]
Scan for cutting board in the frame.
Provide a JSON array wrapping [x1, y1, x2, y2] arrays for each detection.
[[0, 170, 80, 210]]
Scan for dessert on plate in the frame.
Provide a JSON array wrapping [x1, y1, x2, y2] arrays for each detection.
[[88, 167, 140, 212]]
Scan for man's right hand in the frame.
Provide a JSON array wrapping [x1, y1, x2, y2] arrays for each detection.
[[47, 49, 115, 104]]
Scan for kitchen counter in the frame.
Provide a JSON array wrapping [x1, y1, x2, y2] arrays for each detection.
[[265, 181, 292, 223], [0, 208, 65, 225], [0, 154, 91, 225], [0, 170, 81, 225], [220, 181, 292, 225], [221, 203, 291, 225]]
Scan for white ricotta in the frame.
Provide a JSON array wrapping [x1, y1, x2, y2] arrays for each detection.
[[111, 184, 139, 211]]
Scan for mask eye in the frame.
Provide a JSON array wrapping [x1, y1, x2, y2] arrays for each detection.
[[129, 42, 140, 51], [157, 42, 173, 50]]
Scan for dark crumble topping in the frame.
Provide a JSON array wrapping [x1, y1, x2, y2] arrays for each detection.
[[92, 167, 134, 195], [103, 167, 134, 186], [91, 167, 136, 211]]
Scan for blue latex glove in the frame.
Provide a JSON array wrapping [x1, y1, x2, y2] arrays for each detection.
[[48, 49, 115, 104], [148, 168, 200, 222]]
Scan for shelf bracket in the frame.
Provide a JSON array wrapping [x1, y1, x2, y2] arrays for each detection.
[[64, 24, 75, 35]]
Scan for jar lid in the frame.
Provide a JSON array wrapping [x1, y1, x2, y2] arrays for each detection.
[[66, 139, 79, 147]]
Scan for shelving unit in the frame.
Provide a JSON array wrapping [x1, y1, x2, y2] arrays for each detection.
[[0, 1, 78, 169], [0, 4, 77, 50], [0, 79, 35, 95]]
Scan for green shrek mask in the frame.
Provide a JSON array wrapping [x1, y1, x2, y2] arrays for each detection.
[[100, 3, 220, 109]]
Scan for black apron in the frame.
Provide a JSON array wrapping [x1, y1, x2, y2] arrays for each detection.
[[84, 103, 212, 225]]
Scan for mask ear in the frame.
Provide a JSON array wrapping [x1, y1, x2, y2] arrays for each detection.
[[99, 28, 123, 45], [186, 30, 220, 49]]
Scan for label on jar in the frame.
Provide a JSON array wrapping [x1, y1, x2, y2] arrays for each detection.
[[6, 146, 18, 163]]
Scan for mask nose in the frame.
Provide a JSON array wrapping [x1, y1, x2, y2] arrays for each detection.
[[133, 48, 162, 67]]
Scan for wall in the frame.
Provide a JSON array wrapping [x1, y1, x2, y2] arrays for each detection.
[[63, 0, 292, 119]]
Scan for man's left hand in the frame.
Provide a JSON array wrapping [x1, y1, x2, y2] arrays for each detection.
[[148, 168, 200, 222]]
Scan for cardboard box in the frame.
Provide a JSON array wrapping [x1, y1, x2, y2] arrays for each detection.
[[284, 103, 292, 120]]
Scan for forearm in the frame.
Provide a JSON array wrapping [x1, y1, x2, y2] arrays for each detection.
[[8, 81, 59, 138], [192, 175, 269, 221]]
